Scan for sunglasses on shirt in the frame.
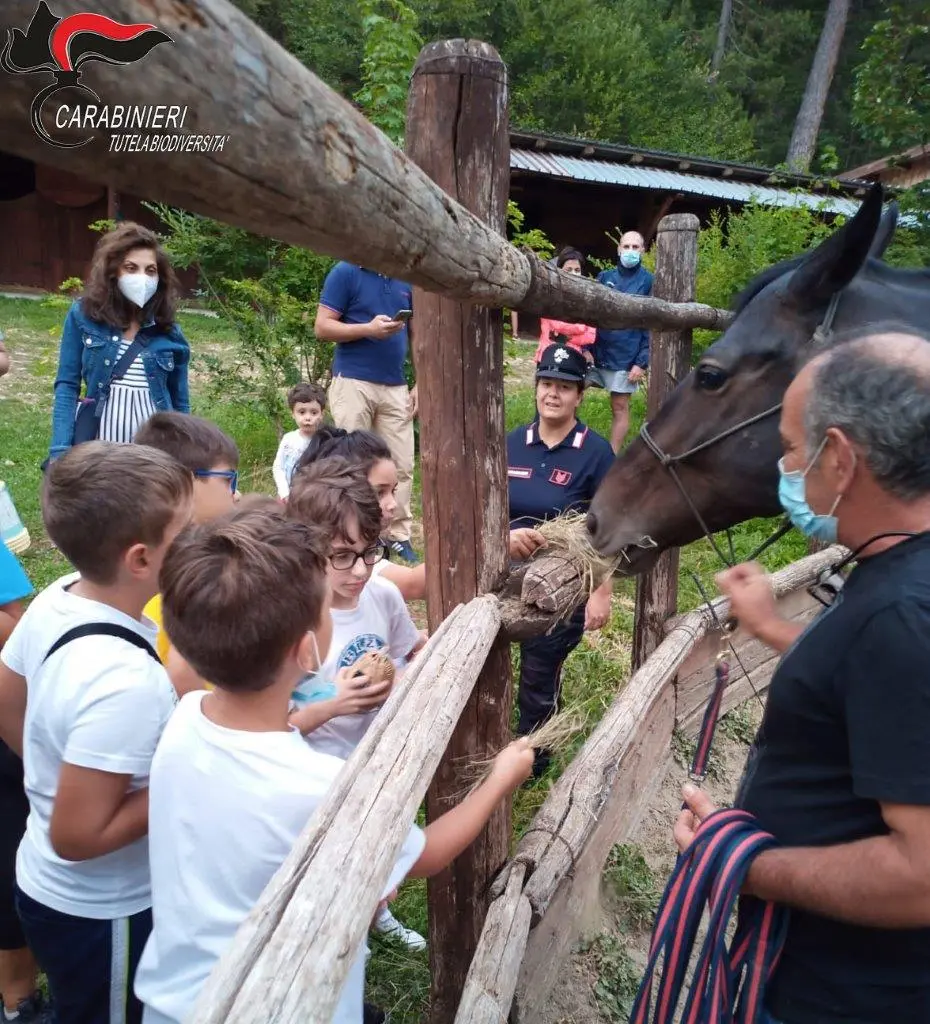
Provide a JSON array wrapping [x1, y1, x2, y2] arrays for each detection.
[[194, 469, 239, 493]]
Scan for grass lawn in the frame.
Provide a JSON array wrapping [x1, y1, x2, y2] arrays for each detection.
[[0, 294, 806, 1020]]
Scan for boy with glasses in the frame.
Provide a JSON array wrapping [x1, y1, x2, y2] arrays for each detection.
[[286, 456, 427, 950], [133, 412, 239, 690]]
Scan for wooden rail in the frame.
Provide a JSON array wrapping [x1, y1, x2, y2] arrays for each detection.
[[457, 546, 845, 1023], [2, 0, 732, 333]]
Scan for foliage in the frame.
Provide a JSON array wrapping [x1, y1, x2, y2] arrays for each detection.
[[852, 1, 930, 154], [586, 932, 644, 1022], [148, 203, 335, 434], [603, 843, 660, 931], [354, 0, 422, 145], [506, 200, 554, 259]]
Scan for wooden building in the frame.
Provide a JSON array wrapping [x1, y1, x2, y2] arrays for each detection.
[[842, 144, 930, 190], [0, 131, 872, 293]]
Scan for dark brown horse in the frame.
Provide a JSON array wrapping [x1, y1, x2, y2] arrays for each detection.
[[586, 186, 930, 574]]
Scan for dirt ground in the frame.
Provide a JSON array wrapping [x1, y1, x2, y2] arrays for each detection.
[[539, 699, 765, 1023]]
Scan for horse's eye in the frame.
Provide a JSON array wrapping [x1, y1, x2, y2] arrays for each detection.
[[696, 365, 728, 391]]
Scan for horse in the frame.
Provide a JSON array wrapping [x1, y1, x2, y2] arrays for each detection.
[[585, 185, 930, 575]]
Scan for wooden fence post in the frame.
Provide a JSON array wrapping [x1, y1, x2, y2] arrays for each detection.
[[405, 40, 512, 1021], [632, 213, 700, 669]]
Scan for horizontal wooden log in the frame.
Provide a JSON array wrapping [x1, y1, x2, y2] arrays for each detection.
[[191, 597, 501, 1024], [0, 1, 732, 332], [454, 862, 533, 1024]]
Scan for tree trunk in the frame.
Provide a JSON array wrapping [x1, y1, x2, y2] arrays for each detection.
[[711, 0, 732, 73], [785, 0, 851, 174]]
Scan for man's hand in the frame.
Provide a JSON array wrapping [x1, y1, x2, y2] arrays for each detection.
[[628, 365, 646, 383], [583, 349, 595, 364], [714, 561, 804, 654], [584, 586, 611, 631], [509, 528, 546, 562], [408, 384, 418, 419], [674, 783, 719, 854], [367, 314, 403, 339]]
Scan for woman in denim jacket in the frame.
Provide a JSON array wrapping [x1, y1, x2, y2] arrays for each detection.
[[48, 221, 190, 462]]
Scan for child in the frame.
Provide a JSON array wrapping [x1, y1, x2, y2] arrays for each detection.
[[0, 546, 46, 1024], [286, 457, 429, 949], [133, 507, 533, 1024], [133, 411, 239, 690], [0, 442, 192, 1024], [293, 427, 545, 600], [272, 382, 326, 499]]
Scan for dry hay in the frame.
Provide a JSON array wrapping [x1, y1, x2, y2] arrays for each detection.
[[353, 649, 395, 686], [534, 512, 622, 597]]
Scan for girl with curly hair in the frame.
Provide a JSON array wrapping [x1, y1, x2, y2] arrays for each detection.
[[47, 222, 191, 462]]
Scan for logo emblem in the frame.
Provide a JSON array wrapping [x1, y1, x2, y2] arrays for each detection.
[[2, 1, 173, 148], [336, 634, 386, 670], [549, 469, 572, 486], [553, 347, 569, 364]]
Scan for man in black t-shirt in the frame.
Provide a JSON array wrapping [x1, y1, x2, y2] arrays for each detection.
[[675, 330, 930, 1024]]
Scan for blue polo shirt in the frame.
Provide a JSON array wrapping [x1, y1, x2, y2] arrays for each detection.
[[320, 262, 413, 386], [507, 419, 615, 529]]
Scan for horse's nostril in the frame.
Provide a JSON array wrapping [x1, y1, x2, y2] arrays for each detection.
[[586, 511, 598, 536]]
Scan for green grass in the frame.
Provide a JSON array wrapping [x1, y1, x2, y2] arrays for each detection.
[[0, 295, 803, 1022]]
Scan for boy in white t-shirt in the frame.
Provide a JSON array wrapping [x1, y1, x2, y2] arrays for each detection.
[[285, 457, 429, 947], [133, 506, 532, 1024], [272, 382, 326, 498], [0, 442, 193, 1024]]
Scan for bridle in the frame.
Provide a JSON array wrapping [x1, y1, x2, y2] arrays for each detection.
[[637, 291, 844, 569]]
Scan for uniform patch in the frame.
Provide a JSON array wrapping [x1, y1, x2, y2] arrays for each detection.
[[549, 469, 573, 486], [508, 466, 533, 480]]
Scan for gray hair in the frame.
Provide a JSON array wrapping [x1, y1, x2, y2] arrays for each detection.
[[805, 332, 930, 501]]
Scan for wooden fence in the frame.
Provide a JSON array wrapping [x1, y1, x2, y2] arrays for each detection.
[[0, 6, 825, 1020]]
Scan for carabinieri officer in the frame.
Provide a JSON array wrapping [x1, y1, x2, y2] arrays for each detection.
[[507, 343, 616, 776]]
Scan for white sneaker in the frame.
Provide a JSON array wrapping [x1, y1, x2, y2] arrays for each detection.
[[372, 906, 427, 950]]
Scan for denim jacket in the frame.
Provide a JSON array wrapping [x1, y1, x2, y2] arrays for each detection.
[[49, 300, 191, 459]]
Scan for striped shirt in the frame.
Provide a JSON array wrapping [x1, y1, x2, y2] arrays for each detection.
[[98, 339, 157, 444]]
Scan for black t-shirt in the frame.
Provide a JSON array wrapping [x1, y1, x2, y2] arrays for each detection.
[[737, 532, 930, 1023]]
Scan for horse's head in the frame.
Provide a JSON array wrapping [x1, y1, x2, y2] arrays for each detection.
[[587, 187, 887, 574]]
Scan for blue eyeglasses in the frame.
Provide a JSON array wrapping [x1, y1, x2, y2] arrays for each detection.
[[194, 469, 238, 493]]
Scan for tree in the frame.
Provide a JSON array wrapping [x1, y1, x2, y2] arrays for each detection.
[[711, 0, 732, 74], [785, 0, 851, 173]]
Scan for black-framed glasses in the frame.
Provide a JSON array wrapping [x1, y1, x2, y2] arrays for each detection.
[[194, 469, 239, 493], [328, 543, 385, 571]]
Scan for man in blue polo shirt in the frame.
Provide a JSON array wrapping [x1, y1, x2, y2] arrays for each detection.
[[315, 262, 418, 563], [590, 231, 653, 453], [507, 343, 615, 775]]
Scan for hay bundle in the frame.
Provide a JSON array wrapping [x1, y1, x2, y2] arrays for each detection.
[[353, 650, 395, 686]]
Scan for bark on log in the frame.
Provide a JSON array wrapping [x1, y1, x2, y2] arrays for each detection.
[[632, 214, 698, 670], [405, 40, 513, 1021], [191, 599, 500, 1024], [454, 863, 533, 1024], [0, 2, 732, 332]]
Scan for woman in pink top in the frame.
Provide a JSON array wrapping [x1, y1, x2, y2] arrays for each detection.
[[534, 248, 596, 363]]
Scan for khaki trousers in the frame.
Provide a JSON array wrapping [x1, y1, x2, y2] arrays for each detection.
[[328, 375, 414, 543]]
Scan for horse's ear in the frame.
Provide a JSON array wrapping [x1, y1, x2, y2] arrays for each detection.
[[787, 185, 884, 312], [867, 200, 899, 261]]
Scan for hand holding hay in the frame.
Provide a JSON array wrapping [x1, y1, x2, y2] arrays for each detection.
[[328, 652, 395, 716], [456, 709, 587, 796], [353, 650, 395, 686]]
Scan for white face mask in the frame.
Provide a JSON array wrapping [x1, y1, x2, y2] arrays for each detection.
[[118, 272, 158, 309]]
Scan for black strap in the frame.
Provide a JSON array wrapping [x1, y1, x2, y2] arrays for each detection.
[[41, 623, 160, 666], [108, 336, 145, 385]]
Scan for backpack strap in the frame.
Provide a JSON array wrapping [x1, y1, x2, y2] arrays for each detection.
[[108, 337, 145, 385], [41, 623, 160, 666]]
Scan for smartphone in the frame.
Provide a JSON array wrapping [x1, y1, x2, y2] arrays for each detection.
[[394, 309, 413, 323]]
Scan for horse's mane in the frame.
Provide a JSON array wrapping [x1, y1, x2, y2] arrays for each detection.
[[732, 255, 806, 313]]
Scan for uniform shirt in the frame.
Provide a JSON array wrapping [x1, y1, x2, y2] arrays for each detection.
[[593, 263, 653, 371], [737, 532, 930, 1024], [1, 573, 175, 919], [506, 419, 615, 529], [320, 262, 412, 387], [135, 691, 425, 1024]]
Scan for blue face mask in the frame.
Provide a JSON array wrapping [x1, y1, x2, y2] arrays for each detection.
[[777, 438, 843, 543], [619, 250, 641, 269]]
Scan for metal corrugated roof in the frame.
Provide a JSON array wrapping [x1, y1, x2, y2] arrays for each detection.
[[510, 149, 861, 217]]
